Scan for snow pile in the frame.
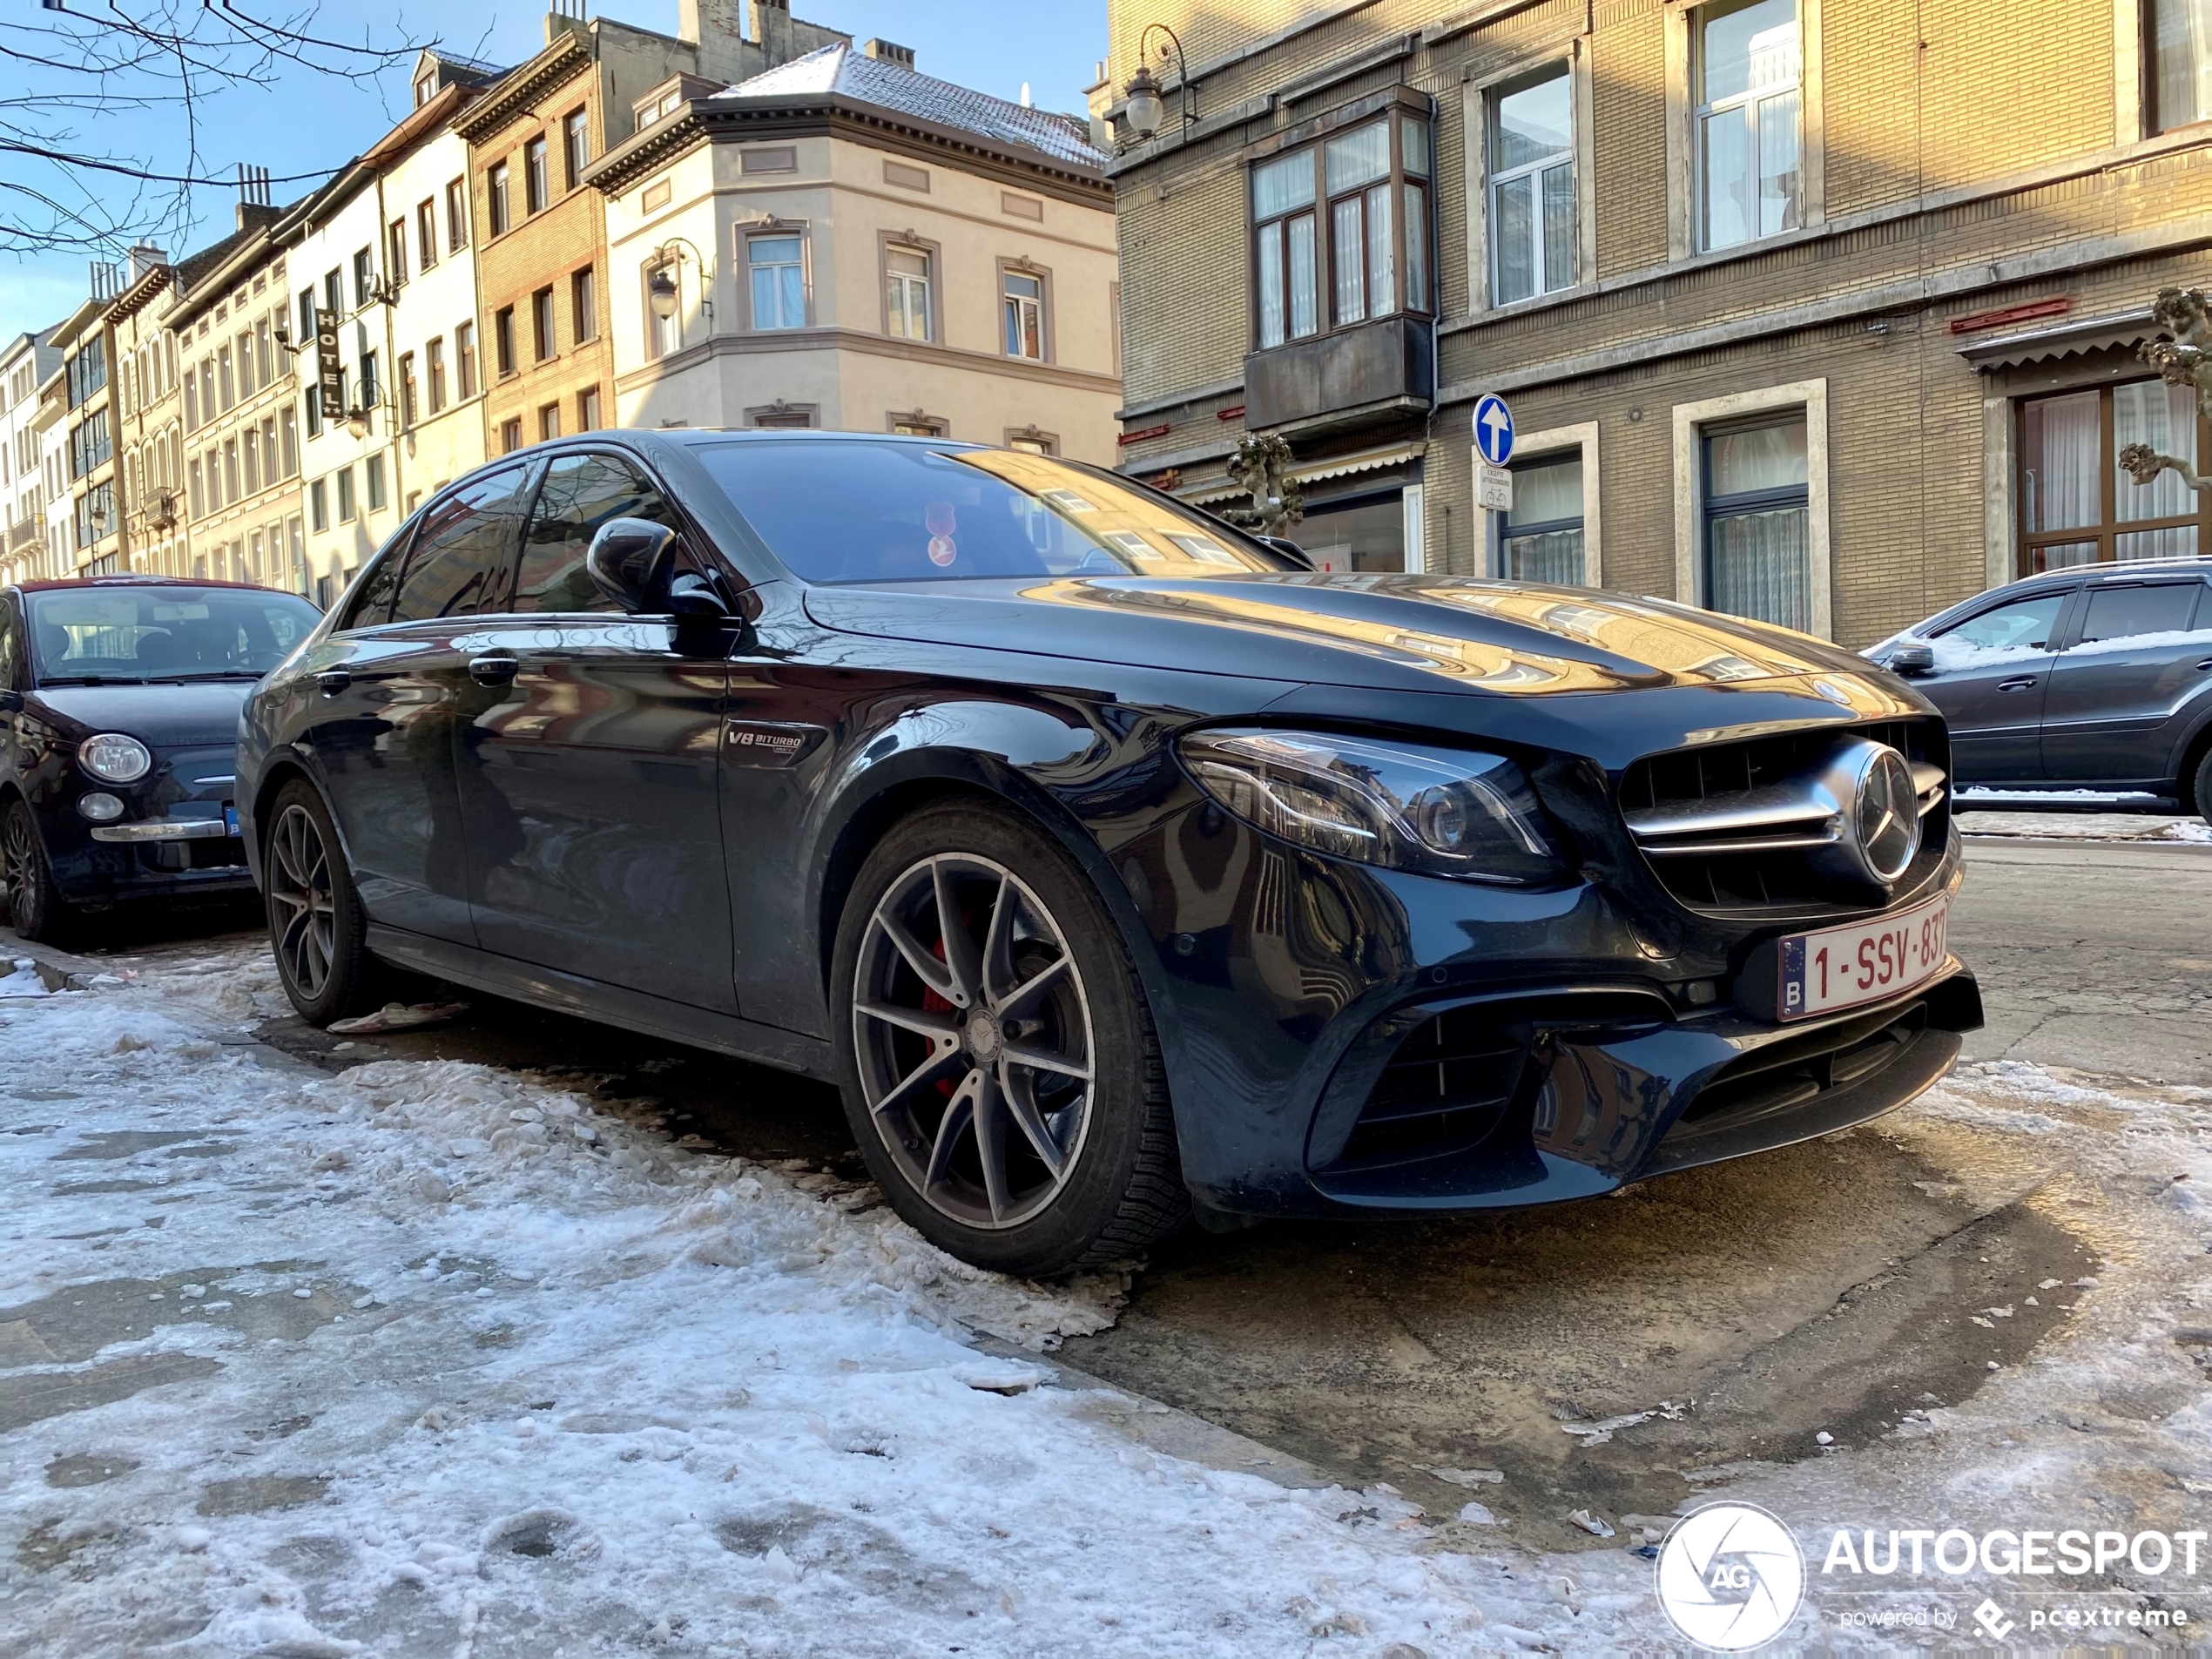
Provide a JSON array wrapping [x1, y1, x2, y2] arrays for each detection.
[[1959, 810, 2212, 843], [0, 956, 51, 997]]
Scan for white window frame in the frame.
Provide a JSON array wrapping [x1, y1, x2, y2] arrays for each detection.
[[743, 226, 810, 333], [1664, 0, 1824, 261], [1487, 65, 1578, 307], [1002, 267, 1046, 361], [1671, 379, 1831, 638], [1460, 44, 1597, 315], [1485, 421, 1602, 584], [885, 243, 934, 343]]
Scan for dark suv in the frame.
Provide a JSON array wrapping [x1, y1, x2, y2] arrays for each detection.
[[238, 432, 1981, 1274], [1865, 558, 2212, 819]]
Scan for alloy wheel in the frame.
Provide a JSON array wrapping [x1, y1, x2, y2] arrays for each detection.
[[266, 803, 338, 999], [1, 806, 37, 924], [852, 852, 1096, 1230]]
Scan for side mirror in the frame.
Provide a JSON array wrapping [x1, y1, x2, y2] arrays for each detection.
[[1887, 643, 1936, 678], [586, 517, 680, 613], [1255, 535, 1314, 570], [668, 570, 731, 622]]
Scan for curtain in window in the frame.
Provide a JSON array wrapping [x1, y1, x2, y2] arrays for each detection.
[[1257, 227, 1285, 348], [1505, 529, 1584, 584], [2156, 0, 2212, 130], [750, 238, 805, 330], [2113, 378, 2200, 558], [1710, 506, 1808, 630], [2022, 390, 2099, 534], [1403, 185, 1428, 311], [1503, 455, 1584, 583], [1365, 184, 1393, 318], [1332, 198, 1365, 322], [1287, 216, 1317, 337]]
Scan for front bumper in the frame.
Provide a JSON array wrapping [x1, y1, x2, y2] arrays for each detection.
[[41, 744, 252, 905], [1114, 799, 1979, 1219]]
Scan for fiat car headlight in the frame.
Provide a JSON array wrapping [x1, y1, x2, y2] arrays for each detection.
[[78, 732, 153, 784], [1178, 728, 1564, 883]]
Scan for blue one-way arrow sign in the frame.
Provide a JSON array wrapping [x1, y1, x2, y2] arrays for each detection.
[[1474, 394, 1515, 467]]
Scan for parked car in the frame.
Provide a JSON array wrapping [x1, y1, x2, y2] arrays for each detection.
[[1, 577, 322, 941], [1864, 558, 2212, 820], [238, 432, 1981, 1275]]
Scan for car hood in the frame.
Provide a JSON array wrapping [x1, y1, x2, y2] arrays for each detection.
[[29, 680, 253, 747], [801, 573, 1885, 696]]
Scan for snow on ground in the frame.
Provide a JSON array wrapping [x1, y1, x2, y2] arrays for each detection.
[[1959, 809, 2212, 843], [3, 943, 2210, 1653]]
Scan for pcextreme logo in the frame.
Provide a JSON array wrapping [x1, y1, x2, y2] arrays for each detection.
[[1655, 1502, 1806, 1651]]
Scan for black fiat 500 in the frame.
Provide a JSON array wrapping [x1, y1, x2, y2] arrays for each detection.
[[237, 433, 1981, 1274], [3, 577, 321, 941]]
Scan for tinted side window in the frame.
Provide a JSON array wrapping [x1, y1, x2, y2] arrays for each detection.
[[1938, 592, 2066, 651], [390, 467, 531, 624], [516, 453, 680, 613], [2075, 582, 2203, 645], [0, 600, 23, 691], [341, 528, 415, 631]]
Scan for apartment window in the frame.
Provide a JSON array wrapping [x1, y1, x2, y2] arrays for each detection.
[[571, 267, 597, 342], [218, 346, 234, 411], [366, 453, 387, 513], [748, 234, 806, 330], [500, 416, 523, 454], [1703, 416, 1809, 630], [189, 458, 204, 519], [427, 338, 447, 413], [447, 179, 470, 251], [1490, 67, 1575, 304], [359, 349, 378, 411], [532, 287, 556, 361], [244, 428, 260, 496], [388, 219, 408, 289], [2020, 378, 2209, 572], [1251, 114, 1430, 348], [307, 477, 327, 531], [224, 439, 241, 502], [257, 319, 274, 387], [1696, 0, 1801, 252], [1501, 453, 1587, 583], [354, 246, 375, 308], [237, 331, 258, 399], [337, 465, 356, 522], [893, 415, 947, 437], [305, 384, 322, 438], [647, 259, 682, 357], [577, 386, 600, 432], [400, 353, 418, 427], [418, 200, 438, 271], [1002, 269, 1044, 359], [455, 322, 477, 398], [185, 374, 199, 431], [280, 406, 298, 476], [563, 109, 590, 188], [886, 246, 933, 341], [525, 136, 550, 215], [538, 403, 561, 442], [2153, 1, 2212, 131], [489, 162, 511, 236], [495, 307, 516, 376]]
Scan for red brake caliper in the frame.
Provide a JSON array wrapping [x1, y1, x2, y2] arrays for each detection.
[[923, 936, 957, 1099]]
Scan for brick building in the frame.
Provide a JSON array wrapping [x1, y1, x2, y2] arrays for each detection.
[[455, 0, 844, 459], [1098, 0, 2212, 646]]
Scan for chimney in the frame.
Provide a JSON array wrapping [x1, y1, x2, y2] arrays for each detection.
[[678, 0, 744, 51], [127, 244, 166, 282], [862, 37, 914, 70], [750, 0, 793, 64]]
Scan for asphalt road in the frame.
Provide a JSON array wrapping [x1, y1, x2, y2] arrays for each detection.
[[10, 833, 2203, 1552]]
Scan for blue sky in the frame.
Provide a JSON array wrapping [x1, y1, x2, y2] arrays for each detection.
[[1, 1, 1105, 343]]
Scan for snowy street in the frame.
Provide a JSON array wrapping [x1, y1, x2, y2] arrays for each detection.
[[3, 826, 2210, 1654]]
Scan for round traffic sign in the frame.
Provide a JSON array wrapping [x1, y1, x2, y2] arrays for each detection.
[[1473, 394, 1515, 467]]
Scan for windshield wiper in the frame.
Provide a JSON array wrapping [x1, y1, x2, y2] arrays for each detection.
[[171, 670, 266, 681], [36, 675, 149, 686]]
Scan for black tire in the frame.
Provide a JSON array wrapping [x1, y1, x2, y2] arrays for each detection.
[[830, 801, 1189, 1277], [262, 778, 384, 1025], [2189, 743, 2212, 828], [3, 796, 77, 945]]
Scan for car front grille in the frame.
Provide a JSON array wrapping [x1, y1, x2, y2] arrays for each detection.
[[1332, 1006, 1530, 1170], [1616, 718, 1950, 915]]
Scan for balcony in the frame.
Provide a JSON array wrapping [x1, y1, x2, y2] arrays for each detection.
[[6, 518, 39, 552], [1243, 316, 1433, 437]]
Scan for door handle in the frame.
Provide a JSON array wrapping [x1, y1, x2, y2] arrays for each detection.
[[2196, 658, 2212, 671], [1997, 676, 2038, 692], [469, 654, 520, 687], [315, 668, 350, 697]]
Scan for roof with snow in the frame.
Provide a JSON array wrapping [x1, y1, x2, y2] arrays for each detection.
[[718, 44, 1103, 171]]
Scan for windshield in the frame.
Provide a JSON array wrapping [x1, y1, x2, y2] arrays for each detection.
[[27, 586, 321, 685], [691, 441, 1285, 584]]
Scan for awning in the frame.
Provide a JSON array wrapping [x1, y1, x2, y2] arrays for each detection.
[[1954, 307, 2156, 369], [1177, 440, 1426, 505]]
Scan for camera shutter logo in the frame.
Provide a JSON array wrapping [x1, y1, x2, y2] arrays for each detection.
[[1656, 1502, 1805, 1651]]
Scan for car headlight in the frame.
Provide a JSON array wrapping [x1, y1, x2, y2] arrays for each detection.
[[1178, 727, 1564, 883], [78, 732, 153, 784]]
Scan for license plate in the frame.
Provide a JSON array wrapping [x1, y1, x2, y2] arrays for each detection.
[[223, 805, 239, 837], [1777, 894, 1950, 1022]]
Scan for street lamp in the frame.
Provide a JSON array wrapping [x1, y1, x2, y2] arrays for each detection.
[[649, 236, 715, 334], [1123, 24, 1193, 143]]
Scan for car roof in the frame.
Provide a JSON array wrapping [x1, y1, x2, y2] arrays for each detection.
[[10, 575, 301, 596]]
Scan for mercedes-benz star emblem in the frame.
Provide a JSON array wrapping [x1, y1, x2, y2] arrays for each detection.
[[1852, 744, 1921, 884]]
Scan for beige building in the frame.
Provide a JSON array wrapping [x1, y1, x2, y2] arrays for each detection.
[[49, 289, 119, 577], [106, 249, 190, 577], [590, 38, 1123, 458], [166, 201, 306, 590], [1100, 0, 2212, 647]]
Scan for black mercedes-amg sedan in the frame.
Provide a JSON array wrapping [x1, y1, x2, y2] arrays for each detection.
[[237, 432, 1980, 1275], [3, 577, 321, 941]]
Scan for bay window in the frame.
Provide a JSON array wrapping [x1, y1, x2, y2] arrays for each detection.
[[1249, 111, 1430, 351]]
